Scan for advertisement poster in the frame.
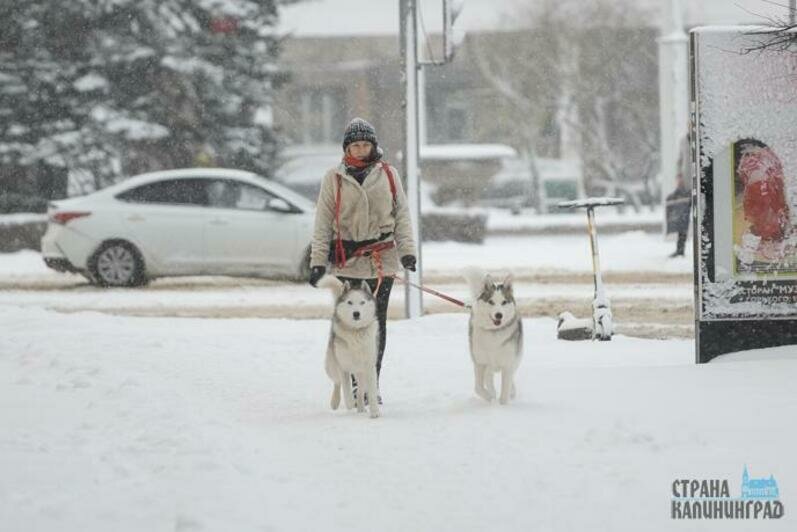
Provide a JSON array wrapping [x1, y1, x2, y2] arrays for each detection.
[[692, 27, 797, 321]]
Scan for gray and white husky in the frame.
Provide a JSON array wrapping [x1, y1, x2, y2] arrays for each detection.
[[317, 275, 381, 418], [464, 268, 523, 404]]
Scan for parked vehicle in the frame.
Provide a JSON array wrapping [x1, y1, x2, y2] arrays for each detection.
[[484, 155, 583, 214], [41, 168, 315, 286]]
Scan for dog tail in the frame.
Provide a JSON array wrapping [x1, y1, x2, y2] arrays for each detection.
[[317, 274, 344, 298], [462, 266, 488, 300], [330, 383, 341, 410]]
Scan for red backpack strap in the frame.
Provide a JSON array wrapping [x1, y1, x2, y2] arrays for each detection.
[[334, 174, 346, 268], [380, 161, 397, 208]]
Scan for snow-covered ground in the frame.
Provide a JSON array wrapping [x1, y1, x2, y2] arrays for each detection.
[[0, 281, 692, 313], [2, 229, 795, 530], [424, 231, 690, 273], [1, 306, 795, 531]]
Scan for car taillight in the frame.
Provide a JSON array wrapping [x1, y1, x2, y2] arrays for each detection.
[[51, 211, 91, 225]]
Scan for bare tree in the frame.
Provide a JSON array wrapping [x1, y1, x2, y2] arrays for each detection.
[[471, 0, 570, 211], [471, 0, 659, 210], [744, 5, 797, 54]]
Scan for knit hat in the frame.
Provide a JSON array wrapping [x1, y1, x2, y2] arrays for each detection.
[[342, 117, 378, 151]]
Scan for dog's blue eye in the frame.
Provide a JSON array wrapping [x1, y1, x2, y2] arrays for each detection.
[[347, 301, 353, 305], [502, 301, 508, 306], [488, 300, 494, 305], [360, 301, 365, 305]]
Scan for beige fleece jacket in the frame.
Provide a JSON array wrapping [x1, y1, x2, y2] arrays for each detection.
[[310, 161, 416, 279]]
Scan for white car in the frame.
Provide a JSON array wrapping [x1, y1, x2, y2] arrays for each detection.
[[41, 168, 316, 286]]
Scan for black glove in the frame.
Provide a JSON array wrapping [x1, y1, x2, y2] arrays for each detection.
[[309, 266, 326, 287], [401, 255, 417, 272]]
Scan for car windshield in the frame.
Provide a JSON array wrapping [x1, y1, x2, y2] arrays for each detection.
[[254, 176, 315, 213]]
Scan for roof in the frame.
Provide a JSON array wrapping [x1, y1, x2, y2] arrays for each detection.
[[419, 144, 518, 161], [278, 0, 526, 37], [278, 0, 793, 38]]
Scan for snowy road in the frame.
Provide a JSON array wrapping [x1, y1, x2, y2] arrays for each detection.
[[0, 232, 694, 337], [0, 278, 693, 338], [1, 306, 795, 531]]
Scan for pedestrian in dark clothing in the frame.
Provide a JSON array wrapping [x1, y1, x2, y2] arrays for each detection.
[[666, 174, 691, 257]]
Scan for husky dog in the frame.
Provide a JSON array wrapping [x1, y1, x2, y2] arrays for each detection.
[[317, 275, 381, 418], [464, 268, 523, 404]]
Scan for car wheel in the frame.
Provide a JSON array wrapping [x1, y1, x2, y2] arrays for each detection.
[[90, 241, 147, 287]]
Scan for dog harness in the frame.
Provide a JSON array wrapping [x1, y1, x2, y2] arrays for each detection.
[[333, 162, 398, 294]]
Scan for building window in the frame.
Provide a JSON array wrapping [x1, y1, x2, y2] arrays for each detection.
[[298, 88, 346, 145], [426, 91, 471, 143]]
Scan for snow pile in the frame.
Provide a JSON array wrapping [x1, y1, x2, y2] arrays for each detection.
[[425, 232, 692, 273], [487, 207, 663, 232], [0, 213, 47, 226]]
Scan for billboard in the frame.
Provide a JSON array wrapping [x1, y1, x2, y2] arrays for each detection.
[[691, 26, 797, 362]]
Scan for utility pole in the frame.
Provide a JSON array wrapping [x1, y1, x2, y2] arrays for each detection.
[[400, 0, 464, 319], [400, 0, 423, 319]]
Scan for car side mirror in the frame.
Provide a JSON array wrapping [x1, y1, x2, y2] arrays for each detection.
[[267, 197, 293, 213]]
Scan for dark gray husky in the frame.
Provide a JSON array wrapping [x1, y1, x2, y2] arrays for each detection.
[[317, 275, 380, 418]]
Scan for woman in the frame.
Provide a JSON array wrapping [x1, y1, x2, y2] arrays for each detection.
[[308, 117, 417, 404]]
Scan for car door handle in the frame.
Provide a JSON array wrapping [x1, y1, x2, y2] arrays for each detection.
[[209, 219, 228, 225], [126, 215, 145, 222]]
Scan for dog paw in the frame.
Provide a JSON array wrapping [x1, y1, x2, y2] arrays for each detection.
[[474, 388, 494, 402], [369, 410, 381, 419], [499, 397, 509, 405]]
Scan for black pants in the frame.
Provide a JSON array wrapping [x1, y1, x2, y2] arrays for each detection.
[[336, 276, 394, 380], [675, 230, 687, 255]]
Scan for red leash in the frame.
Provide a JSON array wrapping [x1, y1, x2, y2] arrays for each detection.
[[352, 241, 394, 295], [333, 163, 398, 270], [390, 274, 470, 309], [332, 164, 463, 308]]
